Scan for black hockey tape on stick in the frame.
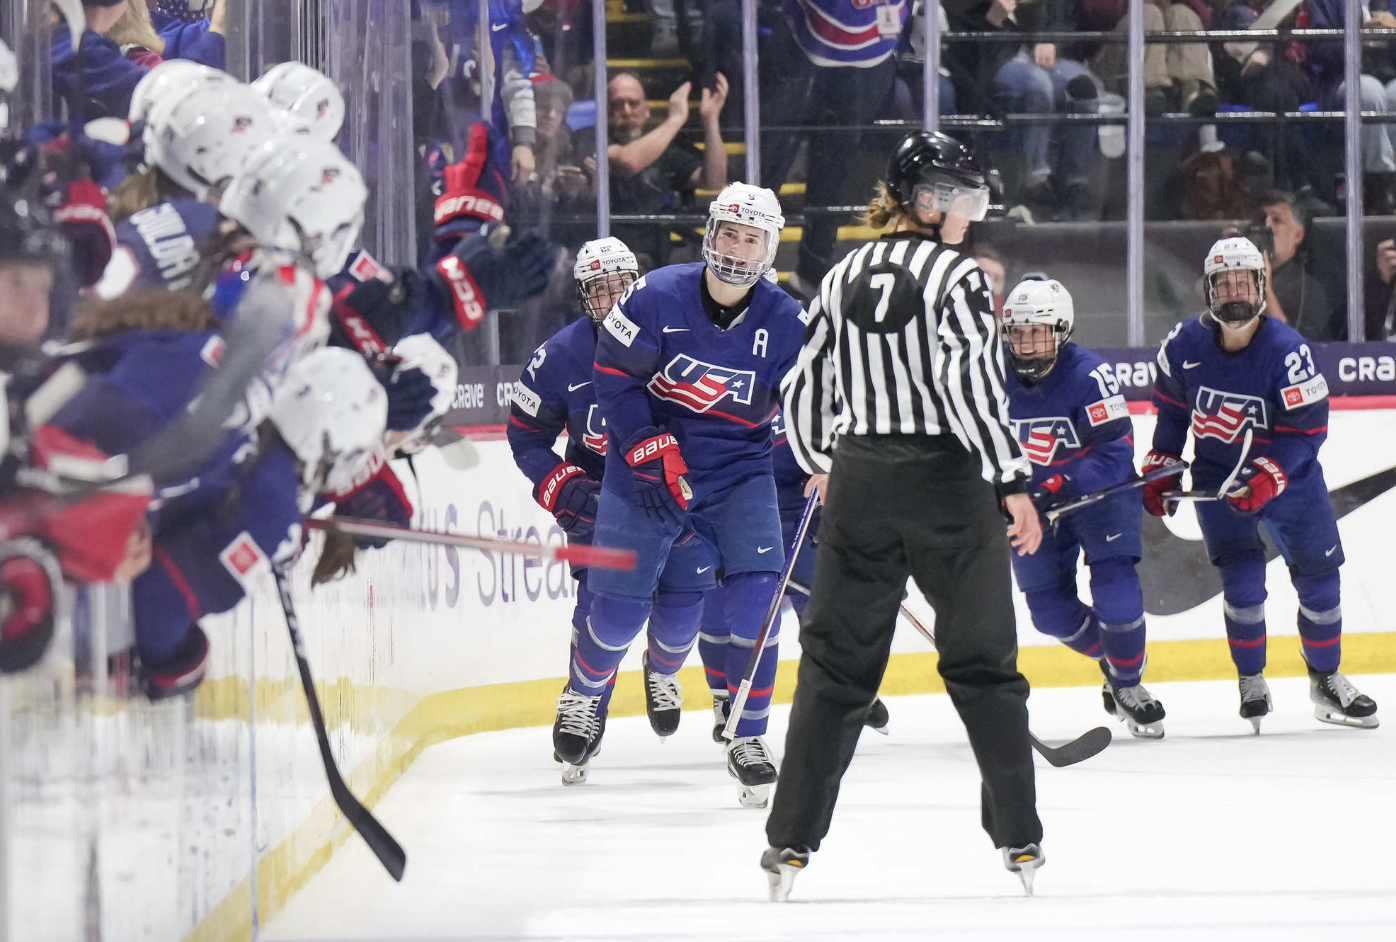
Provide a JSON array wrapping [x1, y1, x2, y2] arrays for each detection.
[[273, 568, 406, 881], [1161, 427, 1255, 507], [1044, 460, 1190, 525], [896, 602, 1112, 768], [722, 490, 820, 742]]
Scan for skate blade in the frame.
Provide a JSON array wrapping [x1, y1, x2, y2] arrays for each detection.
[[1314, 707, 1380, 729], [866, 723, 890, 736], [1125, 720, 1164, 740], [1017, 863, 1039, 897], [561, 761, 590, 785], [1248, 715, 1264, 735], [738, 784, 771, 809], [766, 864, 800, 902]]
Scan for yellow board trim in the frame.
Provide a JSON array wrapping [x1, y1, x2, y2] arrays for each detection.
[[186, 632, 1396, 941]]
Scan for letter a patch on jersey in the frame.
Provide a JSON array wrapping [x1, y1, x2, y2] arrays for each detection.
[[647, 354, 757, 414], [1011, 417, 1080, 465], [1191, 387, 1268, 442], [220, 531, 271, 590]]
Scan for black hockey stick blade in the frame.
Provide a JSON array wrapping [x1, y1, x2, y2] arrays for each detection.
[[274, 570, 406, 881], [1029, 726, 1112, 768]]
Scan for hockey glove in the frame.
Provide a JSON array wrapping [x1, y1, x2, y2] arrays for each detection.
[[1226, 456, 1286, 513], [139, 623, 210, 701], [624, 428, 691, 527], [1029, 473, 1074, 512], [433, 123, 506, 240], [0, 539, 61, 675], [49, 177, 115, 287], [1141, 451, 1184, 517], [369, 355, 437, 432], [433, 228, 553, 330], [535, 463, 602, 542], [326, 458, 415, 550]]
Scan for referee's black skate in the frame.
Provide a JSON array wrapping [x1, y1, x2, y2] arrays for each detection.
[[760, 845, 810, 901], [1238, 673, 1272, 734], [553, 684, 605, 784], [641, 650, 683, 738], [711, 691, 731, 743], [1102, 679, 1165, 739], [864, 697, 890, 735], [1308, 668, 1379, 729], [726, 736, 777, 808], [1001, 843, 1045, 896]]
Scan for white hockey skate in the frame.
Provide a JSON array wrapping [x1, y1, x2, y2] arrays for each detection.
[[1309, 669, 1379, 729], [726, 736, 777, 808], [1002, 843, 1045, 896], [760, 845, 809, 901], [553, 685, 605, 785], [1102, 680, 1165, 739], [1238, 673, 1272, 734]]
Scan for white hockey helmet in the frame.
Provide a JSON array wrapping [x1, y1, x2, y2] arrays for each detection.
[[385, 333, 459, 457], [1203, 236, 1267, 325], [703, 182, 784, 287], [142, 82, 278, 200], [128, 60, 234, 126], [1001, 277, 1075, 382], [219, 138, 367, 280], [573, 236, 639, 322], [269, 347, 387, 498], [0, 38, 17, 136], [251, 61, 346, 142]]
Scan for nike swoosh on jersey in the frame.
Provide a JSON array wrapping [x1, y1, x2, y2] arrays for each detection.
[[491, 23, 508, 31], [662, 326, 690, 333], [568, 382, 591, 391], [757, 546, 774, 553], [697, 566, 712, 573], [1182, 360, 1202, 369], [1105, 533, 1122, 542], [1138, 465, 1396, 615]]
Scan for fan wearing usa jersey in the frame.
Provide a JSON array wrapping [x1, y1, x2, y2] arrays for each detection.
[[509, 238, 719, 784], [566, 183, 805, 808], [1145, 237, 1377, 732], [1002, 278, 1164, 739]]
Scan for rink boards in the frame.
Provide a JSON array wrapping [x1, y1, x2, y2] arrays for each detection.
[[4, 408, 1392, 942]]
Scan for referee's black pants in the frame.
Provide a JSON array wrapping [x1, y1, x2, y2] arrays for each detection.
[[765, 434, 1042, 853]]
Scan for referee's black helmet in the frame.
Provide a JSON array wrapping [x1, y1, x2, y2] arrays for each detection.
[[885, 131, 990, 222]]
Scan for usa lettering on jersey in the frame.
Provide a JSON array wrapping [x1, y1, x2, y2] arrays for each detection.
[[647, 354, 757, 413], [1012, 417, 1080, 465], [1191, 386, 1268, 442], [582, 404, 608, 454]]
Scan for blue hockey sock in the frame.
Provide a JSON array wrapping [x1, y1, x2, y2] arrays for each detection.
[[571, 595, 650, 711], [1024, 585, 1101, 659], [1090, 558, 1148, 685], [698, 587, 729, 695], [1294, 570, 1342, 674], [1220, 557, 1268, 676], [647, 590, 703, 675], [723, 571, 780, 737]]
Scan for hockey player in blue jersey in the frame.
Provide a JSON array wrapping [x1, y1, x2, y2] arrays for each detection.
[[1144, 237, 1377, 732], [508, 237, 719, 782], [1001, 278, 1164, 738], [559, 184, 806, 807], [698, 406, 890, 740]]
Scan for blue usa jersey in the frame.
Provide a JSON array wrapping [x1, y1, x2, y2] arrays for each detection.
[[783, 0, 908, 68], [593, 262, 806, 494], [96, 200, 223, 297], [1005, 342, 1135, 495], [771, 409, 812, 523], [1152, 315, 1329, 484], [508, 317, 609, 489]]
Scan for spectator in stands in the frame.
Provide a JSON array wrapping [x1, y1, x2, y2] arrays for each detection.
[[943, 0, 1103, 222], [1363, 236, 1396, 340], [51, 0, 226, 120], [1257, 190, 1336, 340], [1079, 0, 1218, 116], [759, 0, 906, 296], [973, 242, 1010, 317], [604, 71, 728, 268]]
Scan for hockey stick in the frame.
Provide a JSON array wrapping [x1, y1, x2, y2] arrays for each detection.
[[1160, 427, 1254, 506], [303, 516, 638, 571], [896, 603, 1112, 768], [722, 490, 820, 741], [272, 568, 406, 881], [1044, 460, 1190, 525]]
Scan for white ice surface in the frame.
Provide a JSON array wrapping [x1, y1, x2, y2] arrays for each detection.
[[267, 675, 1396, 942]]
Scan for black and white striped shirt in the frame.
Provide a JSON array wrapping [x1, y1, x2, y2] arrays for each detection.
[[781, 232, 1029, 489]]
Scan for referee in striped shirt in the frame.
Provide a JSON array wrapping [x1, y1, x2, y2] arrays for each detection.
[[761, 131, 1046, 899]]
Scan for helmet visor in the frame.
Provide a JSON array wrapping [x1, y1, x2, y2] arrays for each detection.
[[913, 180, 990, 223]]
